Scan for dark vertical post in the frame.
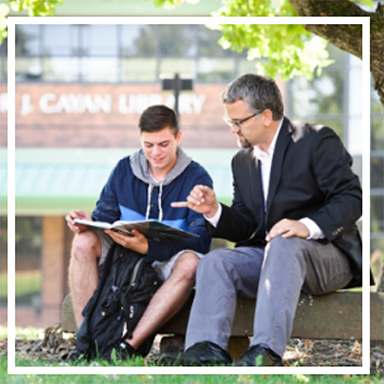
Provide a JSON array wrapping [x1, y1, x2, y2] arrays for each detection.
[[174, 73, 180, 119], [161, 73, 193, 121]]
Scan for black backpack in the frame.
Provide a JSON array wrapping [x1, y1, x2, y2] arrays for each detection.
[[74, 243, 163, 361]]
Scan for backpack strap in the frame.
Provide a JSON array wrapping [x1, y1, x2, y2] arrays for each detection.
[[120, 257, 146, 339]]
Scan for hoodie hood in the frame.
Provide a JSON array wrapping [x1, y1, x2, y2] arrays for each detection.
[[130, 147, 192, 221], [130, 147, 192, 186]]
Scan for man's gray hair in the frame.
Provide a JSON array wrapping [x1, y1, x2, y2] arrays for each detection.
[[221, 73, 284, 120]]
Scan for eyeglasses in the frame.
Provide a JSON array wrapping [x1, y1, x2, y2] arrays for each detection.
[[223, 113, 260, 130]]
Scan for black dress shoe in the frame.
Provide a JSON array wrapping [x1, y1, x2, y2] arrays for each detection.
[[158, 341, 233, 366], [235, 345, 284, 366]]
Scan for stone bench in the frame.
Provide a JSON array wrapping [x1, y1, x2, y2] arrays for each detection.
[[61, 291, 384, 359], [157, 291, 384, 358]]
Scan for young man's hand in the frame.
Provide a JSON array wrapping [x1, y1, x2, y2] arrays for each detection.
[[105, 229, 149, 255], [66, 210, 92, 233]]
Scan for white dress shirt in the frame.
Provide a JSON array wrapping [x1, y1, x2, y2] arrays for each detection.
[[206, 118, 325, 240]]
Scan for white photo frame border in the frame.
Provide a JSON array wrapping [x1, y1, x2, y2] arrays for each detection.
[[7, 15, 371, 375]]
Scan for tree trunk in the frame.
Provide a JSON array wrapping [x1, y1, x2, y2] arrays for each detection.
[[288, 0, 384, 109]]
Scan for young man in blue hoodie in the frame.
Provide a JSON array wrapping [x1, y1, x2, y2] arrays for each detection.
[[66, 105, 212, 357]]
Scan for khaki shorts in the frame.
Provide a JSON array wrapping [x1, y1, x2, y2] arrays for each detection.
[[97, 232, 203, 281]]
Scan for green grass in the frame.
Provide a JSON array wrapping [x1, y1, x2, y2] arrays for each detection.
[[1, 356, 384, 384], [1, 326, 383, 384], [0, 325, 45, 339]]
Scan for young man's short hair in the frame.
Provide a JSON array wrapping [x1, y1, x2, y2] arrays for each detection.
[[139, 105, 179, 136]]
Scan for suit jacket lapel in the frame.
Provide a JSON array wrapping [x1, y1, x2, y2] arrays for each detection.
[[266, 118, 293, 220]]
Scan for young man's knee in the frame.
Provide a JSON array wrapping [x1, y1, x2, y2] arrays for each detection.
[[172, 252, 200, 281], [72, 231, 101, 261]]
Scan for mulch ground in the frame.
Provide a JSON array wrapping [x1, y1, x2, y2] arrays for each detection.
[[1, 323, 383, 374]]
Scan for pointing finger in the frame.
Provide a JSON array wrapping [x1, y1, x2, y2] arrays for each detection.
[[171, 201, 189, 208]]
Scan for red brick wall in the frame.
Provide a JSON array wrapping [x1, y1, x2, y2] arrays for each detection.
[[12, 83, 236, 148]]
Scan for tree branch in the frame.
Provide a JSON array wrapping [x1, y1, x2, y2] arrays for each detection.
[[288, 0, 384, 108], [288, 0, 371, 17], [288, 0, 371, 58], [370, 2, 384, 105]]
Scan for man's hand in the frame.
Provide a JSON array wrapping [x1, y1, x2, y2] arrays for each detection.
[[171, 185, 219, 218], [266, 219, 309, 242], [66, 210, 92, 233], [105, 229, 149, 255]]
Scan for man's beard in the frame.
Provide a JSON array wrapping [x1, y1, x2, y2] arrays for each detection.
[[237, 135, 252, 149]]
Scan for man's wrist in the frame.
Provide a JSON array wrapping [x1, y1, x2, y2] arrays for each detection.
[[205, 203, 222, 228], [299, 217, 325, 240], [205, 202, 220, 219]]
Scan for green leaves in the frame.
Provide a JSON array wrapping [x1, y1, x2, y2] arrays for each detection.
[[0, 2, 9, 43], [0, 3, 8, 40], [0, 0, 63, 44], [208, 20, 333, 81], [151, 0, 200, 8], [206, 0, 336, 81], [9, 0, 61, 16]]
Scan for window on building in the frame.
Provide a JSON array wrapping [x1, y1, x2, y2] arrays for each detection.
[[43, 57, 80, 82], [16, 25, 41, 56], [0, 216, 43, 308], [121, 24, 156, 57], [80, 57, 119, 83], [0, 38, 6, 82], [14, 24, 260, 84], [196, 27, 234, 58], [15, 216, 42, 308], [158, 25, 197, 57], [82, 25, 119, 56], [370, 78, 384, 284], [42, 25, 79, 56], [372, 85, 384, 151], [287, 70, 345, 140], [286, 44, 365, 159], [0, 216, 6, 307]]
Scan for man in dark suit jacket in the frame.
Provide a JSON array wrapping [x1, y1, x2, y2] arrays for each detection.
[[162, 73, 363, 366]]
